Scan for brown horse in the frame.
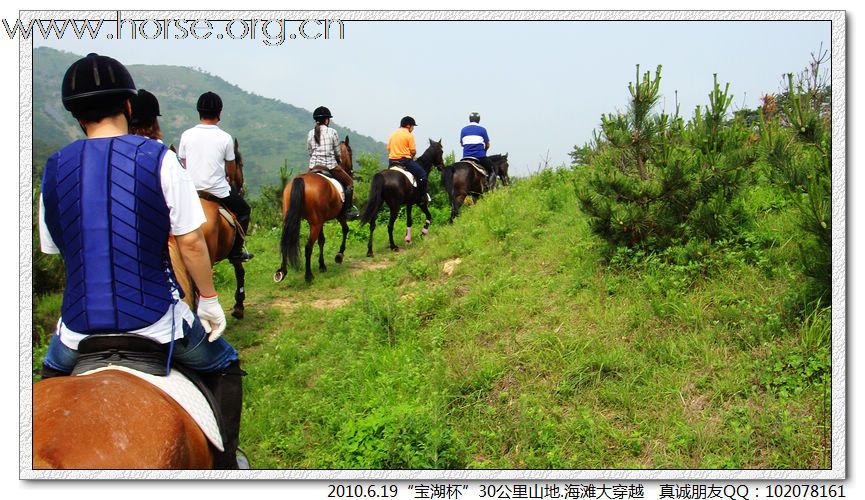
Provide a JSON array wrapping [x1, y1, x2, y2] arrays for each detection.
[[32, 250, 214, 469], [440, 153, 509, 223], [33, 370, 213, 469], [198, 138, 247, 319], [273, 137, 354, 283]]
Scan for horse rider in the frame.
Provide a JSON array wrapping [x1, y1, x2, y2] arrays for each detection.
[[387, 116, 429, 202], [129, 88, 164, 142], [178, 91, 254, 263], [460, 112, 496, 188], [307, 106, 358, 220], [38, 53, 246, 469]]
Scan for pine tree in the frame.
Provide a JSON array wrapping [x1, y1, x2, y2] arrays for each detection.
[[575, 66, 753, 254], [759, 72, 831, 305]]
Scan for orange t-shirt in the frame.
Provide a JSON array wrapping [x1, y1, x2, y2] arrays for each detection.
[[387, 127, 416, 160]]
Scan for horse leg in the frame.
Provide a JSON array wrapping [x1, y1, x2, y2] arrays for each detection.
[[367, 216, 376, 257], [317, 227, 327, 273], [451, 194, 466, 224], [405, 204, 413, 244], [420, 203, 432, 236], [335, 217, 349, 264], [305, 224, 321, 282], [387, 203, 400, 252], [231, 261, 245, 319]]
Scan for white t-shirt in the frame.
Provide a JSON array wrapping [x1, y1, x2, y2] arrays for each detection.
[[39, 145, 206, 350], [177, 124, 235, 198]]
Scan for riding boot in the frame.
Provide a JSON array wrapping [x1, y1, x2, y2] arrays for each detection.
[[205, 360, 247, 470], [228, 214, 254, 263], [486, 170, 497, 191], [417, 178, 429, 203], [342, 186, 359, 220], [40, 364, 68, 380]]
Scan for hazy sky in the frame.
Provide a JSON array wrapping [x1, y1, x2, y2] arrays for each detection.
[[36, 17, 830, 177]]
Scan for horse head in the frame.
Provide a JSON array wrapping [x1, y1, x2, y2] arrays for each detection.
[[340, 135, 354, 177], [424, 138, 445, 173]]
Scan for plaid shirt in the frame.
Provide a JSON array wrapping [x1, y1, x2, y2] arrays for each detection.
[[307, 125, 340, 169]]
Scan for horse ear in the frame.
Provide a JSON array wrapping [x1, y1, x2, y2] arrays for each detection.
[[437, 138, 442, 145], [234, 137, 239, 148], [504, 153, 508, 158], [344, 135, 350, 145], [429, 138, 434, 145]]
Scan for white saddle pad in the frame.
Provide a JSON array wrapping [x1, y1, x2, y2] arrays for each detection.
[[79, 365, 224, 451], [389, 166, 417, 187], [315, 172, 345, 202]]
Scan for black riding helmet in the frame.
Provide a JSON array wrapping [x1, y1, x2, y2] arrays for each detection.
[[61, 53, 136, 113], [313, 106, 333, 120], [469, 112, 481, 122], [400, 116, 417, 127], [196, 91, 223, 115], [130, 89, 161, 126]]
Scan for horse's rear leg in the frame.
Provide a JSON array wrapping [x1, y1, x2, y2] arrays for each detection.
[[405, 204, 414, 244], [317, 228, 327, 273], [450, 194, 466, 224], [387, 204, 400, 252], [335, 218, 349, 264], [367, 217, 376, 257], [232, 262, 245, 319], [305, 224, 322, 282]]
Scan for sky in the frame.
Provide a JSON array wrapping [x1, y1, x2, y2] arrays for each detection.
[[4, 1, 857, 495], [34, 17, 830, 177]]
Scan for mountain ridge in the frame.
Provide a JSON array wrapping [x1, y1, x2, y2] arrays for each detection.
[[32, 47, 387, 194]]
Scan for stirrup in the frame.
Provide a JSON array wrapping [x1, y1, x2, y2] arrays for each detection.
[[229, 247, 255, 263], [236, 448, 251, 470]]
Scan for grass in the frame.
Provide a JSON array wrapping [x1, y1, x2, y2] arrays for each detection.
[[31, 167, 831, 470]]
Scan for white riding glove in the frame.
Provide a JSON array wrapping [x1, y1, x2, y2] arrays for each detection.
[[197, 295, 227, 342]]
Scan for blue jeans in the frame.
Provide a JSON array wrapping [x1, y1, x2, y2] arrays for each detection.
[[43, 316, 239, 374], [395, 158, 426, 183]]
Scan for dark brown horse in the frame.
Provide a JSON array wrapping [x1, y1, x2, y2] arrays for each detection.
[[359, 140, 444, 256], [33, 251, 214, 469], [198, 138, 247, 318], [273, 137, 354, 282], [440, 153, 509, 223]]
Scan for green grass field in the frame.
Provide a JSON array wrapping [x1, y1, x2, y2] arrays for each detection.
[[32, 167, 831, 470]]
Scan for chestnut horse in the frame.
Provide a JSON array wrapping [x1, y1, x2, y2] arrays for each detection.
[[33, 247, 214, 469], [273, 137, 354, 283], [359, 140, 444, 256], [198, 138, 247, 319]]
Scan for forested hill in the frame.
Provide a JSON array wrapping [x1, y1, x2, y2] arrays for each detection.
[[32, 47, 387, 194]]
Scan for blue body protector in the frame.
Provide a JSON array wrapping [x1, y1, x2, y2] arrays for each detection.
[[41, 135, 174, 334]]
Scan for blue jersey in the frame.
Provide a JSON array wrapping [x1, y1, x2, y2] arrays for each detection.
[[460, 123, 489, 159]]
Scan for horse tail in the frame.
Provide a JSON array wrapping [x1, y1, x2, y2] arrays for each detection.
[[281, 177, 305, 270], [441, 164, 455, 198], [359, 172, 385, 225]]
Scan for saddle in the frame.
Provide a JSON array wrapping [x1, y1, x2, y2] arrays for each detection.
[[387, 162, 417, 187], [71, 333, 225, 451], [309, 166, 346, 202], [197, 191, 246, 240], [460, 157, 487, 176]]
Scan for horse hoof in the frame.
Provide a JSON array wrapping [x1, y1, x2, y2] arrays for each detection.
[[421, 228, 429, 236], [305, 274, 314, 282], [391, 247, 400, 253], [405, 238, 412, 244], [335, 253, 344, 264], [273, 271, 285, 283], [232, 309, 244, 320], [367, 251, 374, 257]]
